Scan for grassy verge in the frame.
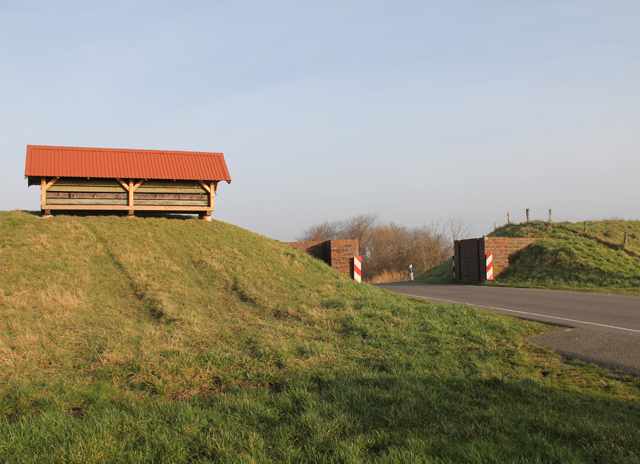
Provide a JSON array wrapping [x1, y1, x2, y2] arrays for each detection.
[[1, 211, 639, 463]]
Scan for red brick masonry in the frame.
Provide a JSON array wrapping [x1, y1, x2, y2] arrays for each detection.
[[286, 240, 359, 277], [454, 237, 538, 284]]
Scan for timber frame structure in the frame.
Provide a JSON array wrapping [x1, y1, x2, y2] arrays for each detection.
[[25, 146, 231, 220]]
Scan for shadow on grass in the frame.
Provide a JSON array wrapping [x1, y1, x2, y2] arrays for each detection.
[[2, 367, 638, 463]]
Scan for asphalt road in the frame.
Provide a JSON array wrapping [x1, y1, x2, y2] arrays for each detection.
[[376, 283, 640, 376]]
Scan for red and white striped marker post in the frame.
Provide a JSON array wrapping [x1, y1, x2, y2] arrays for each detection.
[[452, 255, 455, 279], [353, 256, 362, 283], [486, 253, 494, 281]]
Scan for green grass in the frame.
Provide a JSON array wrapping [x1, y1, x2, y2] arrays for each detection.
[[1, 211, 640, 463], [413, 260, 455, 284], [485, 220, 640, 294]]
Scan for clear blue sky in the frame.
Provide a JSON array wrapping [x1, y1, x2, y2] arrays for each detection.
[[2, 1, 639, 240]]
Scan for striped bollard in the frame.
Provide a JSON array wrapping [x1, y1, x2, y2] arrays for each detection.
[[452, 255, 455, 279], [486, 253, 494, 281], [353, 256, 362, 283]]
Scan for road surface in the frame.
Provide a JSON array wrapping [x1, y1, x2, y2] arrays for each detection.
[[376, 283, 640, 376]]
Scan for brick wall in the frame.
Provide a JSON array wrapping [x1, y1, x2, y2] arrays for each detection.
[[327, 240, 359, 276], [454, 236, 538, 284], [286, 241, 327, 262], [484, 237, 538, 278], [286, 239, 360, 278]]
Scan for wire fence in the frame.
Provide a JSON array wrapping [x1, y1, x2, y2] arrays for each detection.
[[486, 208, 581, 235]]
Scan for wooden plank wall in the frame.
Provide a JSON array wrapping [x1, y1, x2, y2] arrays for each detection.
[[46, 179, 208, 207]]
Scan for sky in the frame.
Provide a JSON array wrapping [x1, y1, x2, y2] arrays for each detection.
[[2, 1, 639, 241]]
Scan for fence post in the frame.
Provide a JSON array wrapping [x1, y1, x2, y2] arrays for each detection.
[[549, 209, 552, 223], [526, 209, 530, 222], [507, 213, 511, 224], [584, 221, 588, 233], [624, 232, 628, 246]]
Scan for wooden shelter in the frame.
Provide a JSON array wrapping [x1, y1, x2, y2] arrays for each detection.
[[25, 145, 231, 220]]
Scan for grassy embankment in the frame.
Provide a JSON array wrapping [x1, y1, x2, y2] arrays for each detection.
[[486, 220, 640, 295], [414, 220, 640, 294], [1, 211, 639, 463], [413, 261, 455, 284]]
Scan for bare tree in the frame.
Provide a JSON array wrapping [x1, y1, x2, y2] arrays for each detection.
[[447, 218, 475, 241], [338, 213, 379, 257], [295, 220, 343, 241]]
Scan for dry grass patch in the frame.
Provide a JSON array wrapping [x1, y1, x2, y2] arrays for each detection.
[[367, 269, 408, 284]]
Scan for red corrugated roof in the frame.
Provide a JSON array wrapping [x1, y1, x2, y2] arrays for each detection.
[[25, 145, 231, 182]]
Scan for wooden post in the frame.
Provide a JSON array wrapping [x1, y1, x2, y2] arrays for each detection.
[[40, 178, 47, 212], [118, 179, 144, 218], [624, 231, 628, 246], [197, 181, 214, 220], [494, 222, 497, 231], [584, 221, 588, 233], [548, 209, 552, 223], [40, 177, 59, 218], [526, 209, 530, 222], [507, 213, 511, 225], [127, 180, 135, 217]]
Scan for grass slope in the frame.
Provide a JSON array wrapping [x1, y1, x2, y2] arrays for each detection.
[[487, 220, 640, 294], [1, 211, 639, 463], [413, 261, 454, 284]]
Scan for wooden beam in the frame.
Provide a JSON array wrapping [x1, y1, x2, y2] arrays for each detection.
[[45, 177, 59, 190], [131, 179, 145, 192], [49, 185, 128, 193], [47, 192, 70, 198], [47, 199, 130, 205], [133, 200, 209, 206], [53, 178, 123, 187], [116, 178, 130, 191], [135, 193, 207, 200], [197, 181, 211, 193], [136, 186, 207, 194], [47, 198, 207, 206], [50, 184, 203, 193], [69, 192, 128, 199], [44, 205, 214, 212]]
